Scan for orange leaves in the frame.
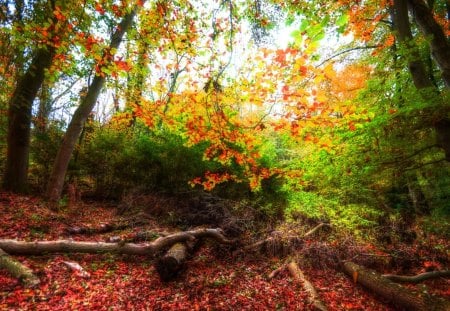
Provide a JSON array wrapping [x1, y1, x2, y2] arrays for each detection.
[[109, 112, 133, 129], [53, 6, 66, 22], [348, 122, 356, 131], [299, 65, 308, 76], [114, 59, 132, 72], [384, 34, 395, 47], [95, 3, 106, 15], [275, 49, 287, 65], [273, 47, 300, 67], [189, 171, 235, 191]]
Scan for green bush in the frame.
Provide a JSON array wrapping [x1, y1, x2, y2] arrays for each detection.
[[29, 121, 65, 192], [78, 126, 221, 199]]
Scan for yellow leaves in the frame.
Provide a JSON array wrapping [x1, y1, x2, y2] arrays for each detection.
[[109, 112, 133, 129], [323, 63, 336, 80]]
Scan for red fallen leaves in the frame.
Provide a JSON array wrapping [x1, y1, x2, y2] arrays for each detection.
[[0, 192, 446, 310]]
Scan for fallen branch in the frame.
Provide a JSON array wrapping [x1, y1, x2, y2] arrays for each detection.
[[303, 223, 330, 238], [383, 270, 450, 284], [62, 261, 90, 278], [342, 261, 450, 311], [267, 263, 287, 280], [243, 223, 330, 255], [287, 261, 328, 311], [0, 228, 234, 256], [0, 248, 40, 287]]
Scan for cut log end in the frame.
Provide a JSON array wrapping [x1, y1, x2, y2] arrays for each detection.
[[155, 243, 189, 281], [342, 261, 450, 311]]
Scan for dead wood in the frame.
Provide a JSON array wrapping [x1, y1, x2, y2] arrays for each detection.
[[287, 261, 328, 311], [62, 261, 90, 278], [383, 270, 450, 284], [342, 261, 450, 311], [0, 228, 235, 257], [303, 223, 330, 238], [0, 248, 40, 287], [267, 263, 287, 280], [243, 223, 330, 256], [155, 242, 190, 281]]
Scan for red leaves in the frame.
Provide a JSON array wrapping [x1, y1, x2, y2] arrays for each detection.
[[299, 65, 308, 76], [348, 122, 356, 131], [95, 3, 106, 15], [53, 6, 66, 22], [114, 59, 132, 72]]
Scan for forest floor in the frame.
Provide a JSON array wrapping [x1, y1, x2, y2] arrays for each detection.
[[0, 191, 448, 310]]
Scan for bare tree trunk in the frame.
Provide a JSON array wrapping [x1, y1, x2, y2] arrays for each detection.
[[407, 0, 450, 87], [343, 261, 450, 311], [45, 5, 142, 203], [393, 0, 450, 161], [3, 48, 54, 193]]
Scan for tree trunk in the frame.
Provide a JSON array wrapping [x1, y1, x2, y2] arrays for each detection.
[[407, 0, 450, 88], [342, 261, 450, 311], [155, 242, 190, 281], [3, 48, 54, 193], [0, 248, 40, 287], [393, 0, 450, 162], [45, 4, 142, 203]]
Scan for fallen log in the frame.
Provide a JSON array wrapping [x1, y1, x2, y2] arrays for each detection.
[[383, 270, 450, 284], [0, 248, 40, 287], [155, 243, 189, 281], [0, 228, 234, 256], [287, 261, 328, 311], [342, 261, 450, 311]]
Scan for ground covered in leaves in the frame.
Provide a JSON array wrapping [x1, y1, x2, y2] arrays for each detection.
[[0, 192, 448, 310]]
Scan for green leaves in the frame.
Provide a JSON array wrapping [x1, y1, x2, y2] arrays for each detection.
[[336, 13, 348, 34]]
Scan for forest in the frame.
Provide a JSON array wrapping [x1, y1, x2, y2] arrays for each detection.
[[0, 0, 449, 309]]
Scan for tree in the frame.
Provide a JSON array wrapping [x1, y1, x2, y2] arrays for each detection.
[[2, 0, 65, 192], [45, 2, 143, 202]]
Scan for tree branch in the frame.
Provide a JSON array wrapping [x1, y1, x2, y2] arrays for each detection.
[[317, 45, 381, 67], [383, 270, 450, 284]]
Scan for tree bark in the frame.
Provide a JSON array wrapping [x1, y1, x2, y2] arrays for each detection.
[[0, 228, 234, 256], [3, 48, 54, 193], [407, 0, 450, 87], [155, 242, 190, 281], [0, 248, 40, 287], [393, 0, 450, 161], [45, 4, 142, 203], [383, 270, 450, 283], [287, 261, 328, 311], [342, 261, 450, 311]]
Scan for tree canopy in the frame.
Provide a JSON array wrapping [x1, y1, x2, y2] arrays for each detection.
[[1, 0, 449, 228]]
